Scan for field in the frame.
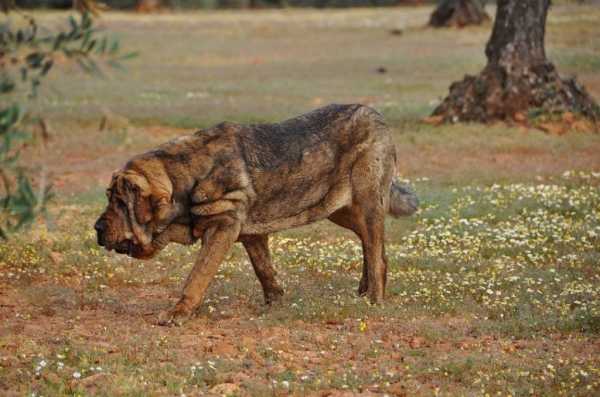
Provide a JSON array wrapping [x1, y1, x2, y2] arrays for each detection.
[[1, 4, 600, 396]]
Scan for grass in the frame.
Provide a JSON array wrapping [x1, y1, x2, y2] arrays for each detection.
[[1, 4, 600, 396]]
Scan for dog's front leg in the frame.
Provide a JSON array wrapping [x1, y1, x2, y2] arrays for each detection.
[[158, 218, 240, 326]]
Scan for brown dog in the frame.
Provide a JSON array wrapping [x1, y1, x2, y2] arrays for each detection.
[[94, 104, 418, 325]]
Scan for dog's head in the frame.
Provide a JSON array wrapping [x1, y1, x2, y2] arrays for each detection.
[[94, 160, 173, 260]]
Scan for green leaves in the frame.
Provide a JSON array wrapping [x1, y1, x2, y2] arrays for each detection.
[[52, 31, 66, 51], [0, 20, 12, 36], [0, 72, 15, 93], [3, 173, 54, 236], [0, 9, 137, 239], [1, 11, 138, 97], [25, 51, 44, 68], [40, 59, 53, 77], [0, 103, 29, 137], [0, 15, 37, 53], [55, 13, 138, 76], [0, 103, 41, 239]]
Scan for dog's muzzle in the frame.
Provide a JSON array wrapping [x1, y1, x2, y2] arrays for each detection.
[[94, 218, 134, 257]]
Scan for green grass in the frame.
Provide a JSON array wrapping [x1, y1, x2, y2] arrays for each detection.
[[1, 5, 600, 397]]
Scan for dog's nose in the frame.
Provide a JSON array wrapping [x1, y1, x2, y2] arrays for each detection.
[[94, 219, 106, 246], [94, 220, 106, 233]]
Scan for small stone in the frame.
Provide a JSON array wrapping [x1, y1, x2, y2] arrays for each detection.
[[561, 111, 574, 123], [387, 381, 407, 397], [42, 372, 61, 385], [513, 111, 527, 122], [49, 252, 64, 266], [212, 342, 237, 357], [421, 115, 444, 126], [79, 373, 111, 388], [572, 120, 590, 133], [279, 342, 293, 352], [233, 371, 249, 385], [409, 337, 422, 349], [539, 122, 565, 136], [209, 383, 240, 395]]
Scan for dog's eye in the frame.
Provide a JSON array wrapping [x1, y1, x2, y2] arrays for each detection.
[[113, 197, 127, 210]]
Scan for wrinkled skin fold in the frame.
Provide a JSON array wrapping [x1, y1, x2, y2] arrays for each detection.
[[94, 104, 418, 326]]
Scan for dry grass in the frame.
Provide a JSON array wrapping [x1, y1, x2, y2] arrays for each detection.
[[1, 5, 600, 396]]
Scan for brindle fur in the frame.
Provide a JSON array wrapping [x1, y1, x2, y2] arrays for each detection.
[[94, 104, 418, 325]]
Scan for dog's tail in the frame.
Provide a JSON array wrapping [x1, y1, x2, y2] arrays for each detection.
[[388, 181, 418, 218]]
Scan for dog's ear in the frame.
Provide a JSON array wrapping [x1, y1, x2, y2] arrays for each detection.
[[123, 170, 171, 225]]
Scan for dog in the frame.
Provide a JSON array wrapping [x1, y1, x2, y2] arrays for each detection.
[[94, 104, 418, 325]]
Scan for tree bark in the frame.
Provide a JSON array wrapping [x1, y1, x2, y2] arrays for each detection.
[[428, 0, 490, 28], [432, 0, 600, 124]]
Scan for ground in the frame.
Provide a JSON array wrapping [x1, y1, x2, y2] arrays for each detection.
[[1, 5, 600, 396]]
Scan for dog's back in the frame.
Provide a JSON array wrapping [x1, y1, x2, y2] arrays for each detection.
[[232, 104, 387, 170], [213, 104, 398, 234]]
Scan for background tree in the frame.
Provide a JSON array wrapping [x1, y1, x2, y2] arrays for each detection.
[[432, 0, 600, 125], [0, 5, 136, 238], [428, 0, 489, 28]]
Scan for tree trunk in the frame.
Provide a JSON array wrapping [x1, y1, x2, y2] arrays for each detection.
[[428, 0, 490, 28], [432, 0, 600, 124]]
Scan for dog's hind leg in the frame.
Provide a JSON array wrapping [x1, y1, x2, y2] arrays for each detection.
[[239, 234, 284, 305], [328, 207, 367, 293], [364, 214, 388, 303], [328, 205, 388, 303]]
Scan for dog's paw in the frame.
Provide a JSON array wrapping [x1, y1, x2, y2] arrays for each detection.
[[264, 287, 285, 306], [364, 290, 384, 305], [357, 282, 384, 304], [157, 309, 190, 327]]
